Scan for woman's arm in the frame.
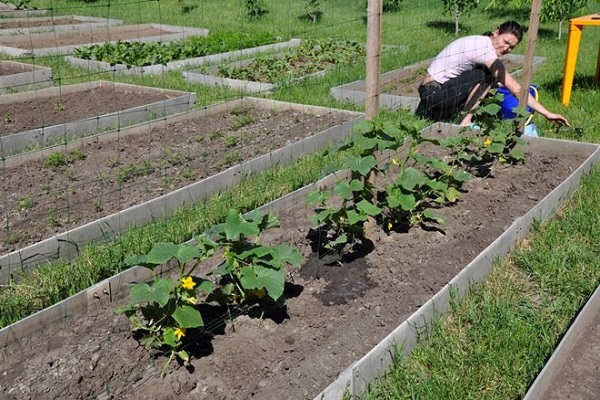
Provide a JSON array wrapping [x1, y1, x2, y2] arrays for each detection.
[[486, 59, 570, 126]]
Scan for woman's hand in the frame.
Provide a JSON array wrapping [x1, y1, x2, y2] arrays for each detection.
[[544, 112, 570, 127]]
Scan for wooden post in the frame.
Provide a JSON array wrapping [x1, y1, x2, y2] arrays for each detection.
[[365, 0, 382, 119], [364, 0, 383, 243], [518, 0, 542, 133]]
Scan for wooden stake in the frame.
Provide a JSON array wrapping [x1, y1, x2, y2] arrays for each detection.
[[364, 0, 383, 243], [518, 0, 542, 133], [365, 0, 382, 119]]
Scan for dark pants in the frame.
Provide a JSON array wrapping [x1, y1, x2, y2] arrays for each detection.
[[415, 66, 494, 123]]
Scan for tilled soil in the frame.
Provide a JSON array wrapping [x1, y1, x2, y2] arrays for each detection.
[[0, 101, 353, 253], [0, 130, 594, 400]]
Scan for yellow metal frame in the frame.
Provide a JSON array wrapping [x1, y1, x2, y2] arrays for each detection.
[[561, 14, 600, 106]]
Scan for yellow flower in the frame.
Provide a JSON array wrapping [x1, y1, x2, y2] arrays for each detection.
[[180, 276, 196, 290], [484, 138, 492, 147], [174, 327, 186, 340], [387, 221, 393, 230], [392, 158, 399, 165], [187, 296, 197, 305]]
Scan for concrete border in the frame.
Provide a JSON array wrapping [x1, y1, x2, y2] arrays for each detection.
[[523, 282, 600, 399], [0, 80, 197, 158], [329, 54, 546, 112], [0, 23, 208, 56], [0, 60, 52, 93], [0, 15, 123, 36], [64, 38, 302, 76], [313, 125, 600, 399], [0, 97, 363, 280]]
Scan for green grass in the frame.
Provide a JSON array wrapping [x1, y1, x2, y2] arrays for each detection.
[[365, 168, 600, 399], [2, 0, 600, 397]]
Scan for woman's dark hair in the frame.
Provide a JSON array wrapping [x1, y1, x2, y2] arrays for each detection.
[[483, 21, 524, 43]]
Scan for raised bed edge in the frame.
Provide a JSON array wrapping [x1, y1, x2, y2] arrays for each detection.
[[0, 15, 123, 36], [64, 38, 302, 76], [0, 60, 52, 94], [0, 80, 197, 158], [313, 127, 600, 399], [0, 23, 209, 57], [523, 282, 600, 399], [0, 97, 363, 280], [0, 265, 153, 349]]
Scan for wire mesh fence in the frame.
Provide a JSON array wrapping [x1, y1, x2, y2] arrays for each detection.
[[2, 0, 596, 398]]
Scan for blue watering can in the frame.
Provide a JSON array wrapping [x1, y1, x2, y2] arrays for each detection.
[[497, 84, 539, 137]]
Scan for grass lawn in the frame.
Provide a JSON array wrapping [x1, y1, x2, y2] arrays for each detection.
[[4, 0, 600, 397]]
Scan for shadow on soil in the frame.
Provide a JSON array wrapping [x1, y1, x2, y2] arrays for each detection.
[[300, 227, 376, 305]]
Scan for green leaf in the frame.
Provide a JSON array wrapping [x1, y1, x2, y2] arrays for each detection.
[[487, 143, 505, 154], [334, 179, 364, 200], [346, 208, 367, 224], [271, 244, 304, 266], [172, 305, 204, 328], [343, 155, 377, 176], [445, 187, 461, 203], [306, 189, 329, 205], [312, 208, 334, 225], [452, 170, 471, 182], [240, 265, 285, 301], [398, 167, 427, 190], [177, 350, 190, 363], [511, 149, 525, 160], [146, 242, 179, 265], [356, 199, 382, 216], [114, 305, 133, 315], [423, 209, 446, 224], [163, 328, 178, 347], [482, 103, 501, 115], [129, 278, 174, 307], [224, 209, 260, 240], [352, 119, 376, 136], [397, 192, 418, 211], [196, 279, 213, 294]]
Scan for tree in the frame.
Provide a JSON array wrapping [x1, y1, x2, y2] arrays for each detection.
[[441, 0, 480, 35], [540, 0, 587, 40], [302, 0, 322, 23], [485, 0, 587, 40]]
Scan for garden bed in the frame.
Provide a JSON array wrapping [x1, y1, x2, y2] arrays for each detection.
[[524, 282, 600, 400], [0, 23, 208, 56], [0, 15, 123, 36], [0, 59, 52, 93], [0, 1, 46, 18], [0, 97, 360, 277], [0, 80, 196, 158], [329, 54, 546, 112], [0, 124, 597, 400], [64, 38, 301, 76], [183, 39, 365, 94]]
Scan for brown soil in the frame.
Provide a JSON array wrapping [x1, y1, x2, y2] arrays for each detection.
[[0, 25, 167, 49], [0, 127, 594, 400], [0, 101, 352, 253], [0, 16, 82, 30], [0, 85, 175, 137], [0, 60, 39, 76], [382, 59, 523, 97], [542, 307, 600, 399]]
